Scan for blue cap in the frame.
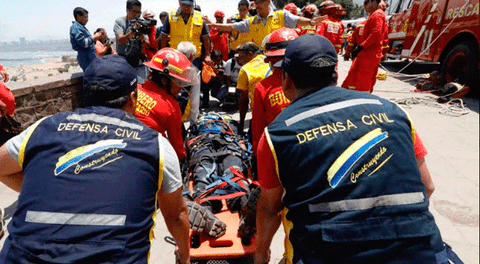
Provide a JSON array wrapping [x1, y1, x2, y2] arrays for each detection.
[[83, 55, 137, 104], [180, 0, 194, 6], [281, 34, 337, 75]]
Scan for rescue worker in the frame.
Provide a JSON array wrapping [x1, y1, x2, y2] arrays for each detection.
[[160, 0, 212, 67], [134, 48, 192, 162], [251, 28, 297, 154], [283, 2, 298, 15], [296, 4, 318, 36], [317, 0, 335, 16], [315, 3, 344, 53], [209, 10, 230, 62], [141, 9, 158, 61], [0, 55, 190, 264], [177, 41, 201, 124], [344, 20, 367, 61], [227, 0, 252, 58], [235, 42, 270, 135], [334, 4, 347, 54], [380, 0, 390, 61], [341, 0, 388, 93], [204, 0, 326, 48], [254, 34, 448, 264]]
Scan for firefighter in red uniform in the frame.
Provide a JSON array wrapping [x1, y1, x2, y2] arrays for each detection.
[[344, 20, 367, 61], [341, 0, 388, 93], [209, 10, 230, 61], [134, 48, 193, 162], [296, 4, 318, 36], [283, 3, 298, 15], [379, 0, 390, 60], [315, 3, 343, 53], [251, 28, 298, 154]]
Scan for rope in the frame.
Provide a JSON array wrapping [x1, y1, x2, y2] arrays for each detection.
[[389, 96, 470, 116], [394, 0, 471, 75]]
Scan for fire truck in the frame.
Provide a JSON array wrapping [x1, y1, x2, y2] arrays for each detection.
[[387, 0, 479, 90]]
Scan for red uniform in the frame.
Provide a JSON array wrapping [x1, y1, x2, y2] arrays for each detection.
[[295, 25, 316, 36], [345, 20, 367, 53], [316, 16, 344, 53], [342, 9, 387, 93], [134, 80, 186, 161], [0, 82, 15, 115], [210, 27, 229, 61], [251, 70, 290, 154], [143, 26, 158, 61]]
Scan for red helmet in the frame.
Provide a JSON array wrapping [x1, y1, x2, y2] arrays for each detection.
[[284, 3, 297, 15], [262, 28, 299, 57], [319, 0, 335, 9], [304, 4, 318, 14], [214, 10, 225, 18], [144, 48, 192, 84]]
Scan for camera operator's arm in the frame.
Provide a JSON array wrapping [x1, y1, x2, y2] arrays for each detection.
[[115, 19, 140, 45]]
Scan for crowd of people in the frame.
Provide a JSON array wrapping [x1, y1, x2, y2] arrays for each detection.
[[0, 0, 455, 263]]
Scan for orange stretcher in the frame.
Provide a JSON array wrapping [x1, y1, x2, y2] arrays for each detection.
[[189, 199, 256, 264]]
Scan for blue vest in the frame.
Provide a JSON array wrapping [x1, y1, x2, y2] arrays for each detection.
[[3, 106, 163, 263], [266, 87, 443, 261]]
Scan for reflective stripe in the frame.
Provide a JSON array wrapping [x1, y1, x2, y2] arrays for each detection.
[[308, 192, 425, 213], [25, 211, 126, 226], [285, 98, 383, 126], [67, 113, 144, 130]]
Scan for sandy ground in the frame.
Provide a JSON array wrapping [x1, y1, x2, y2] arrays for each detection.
[[3, 56, 81, 84]]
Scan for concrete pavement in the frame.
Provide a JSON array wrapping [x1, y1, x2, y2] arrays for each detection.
[[1, 58, 478, 263]]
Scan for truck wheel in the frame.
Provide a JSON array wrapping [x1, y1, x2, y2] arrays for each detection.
[[440, 40, 479, 95]]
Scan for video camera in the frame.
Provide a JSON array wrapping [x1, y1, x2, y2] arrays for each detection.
[[129, 17, 157, 35], [105, 38, 114, 45]]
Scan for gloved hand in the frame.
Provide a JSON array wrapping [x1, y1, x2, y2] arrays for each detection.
[[351, 45, 363, 58]]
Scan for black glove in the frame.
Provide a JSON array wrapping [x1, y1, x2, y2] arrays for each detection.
[[351, 45, 363, 58]]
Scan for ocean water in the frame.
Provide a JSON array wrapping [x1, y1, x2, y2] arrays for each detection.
[[0, 50, 77, 68]]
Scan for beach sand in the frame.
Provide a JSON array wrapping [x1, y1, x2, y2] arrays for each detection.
[[3, 56, 81, 86]]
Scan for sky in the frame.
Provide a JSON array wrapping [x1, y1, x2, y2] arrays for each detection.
[[0, 0, 238, 43], [0, 0, 367, 43]]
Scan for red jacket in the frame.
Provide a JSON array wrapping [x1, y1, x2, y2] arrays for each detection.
[[143, 26, 158, 61], [316, 16, 344, 52], [210, 27, 229, 61], [134, 81, 186, 161], [0, 82, 15, 115], [251, 70, 290, 154], [360, 9, 388, 59], [346, 20, 367, 53]]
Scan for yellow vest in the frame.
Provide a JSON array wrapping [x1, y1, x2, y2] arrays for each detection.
[[237, 54, 271, 107], [169, 10, 203, 58], [248, 10, 285, 47], [229, 14, 252, 51]]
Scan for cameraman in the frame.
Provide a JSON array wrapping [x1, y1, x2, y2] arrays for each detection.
[[114, 0, 148, 83], [94, 28, 116, 57]]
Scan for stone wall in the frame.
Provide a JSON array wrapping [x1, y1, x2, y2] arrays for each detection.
[[9, 72, 83, 130]]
